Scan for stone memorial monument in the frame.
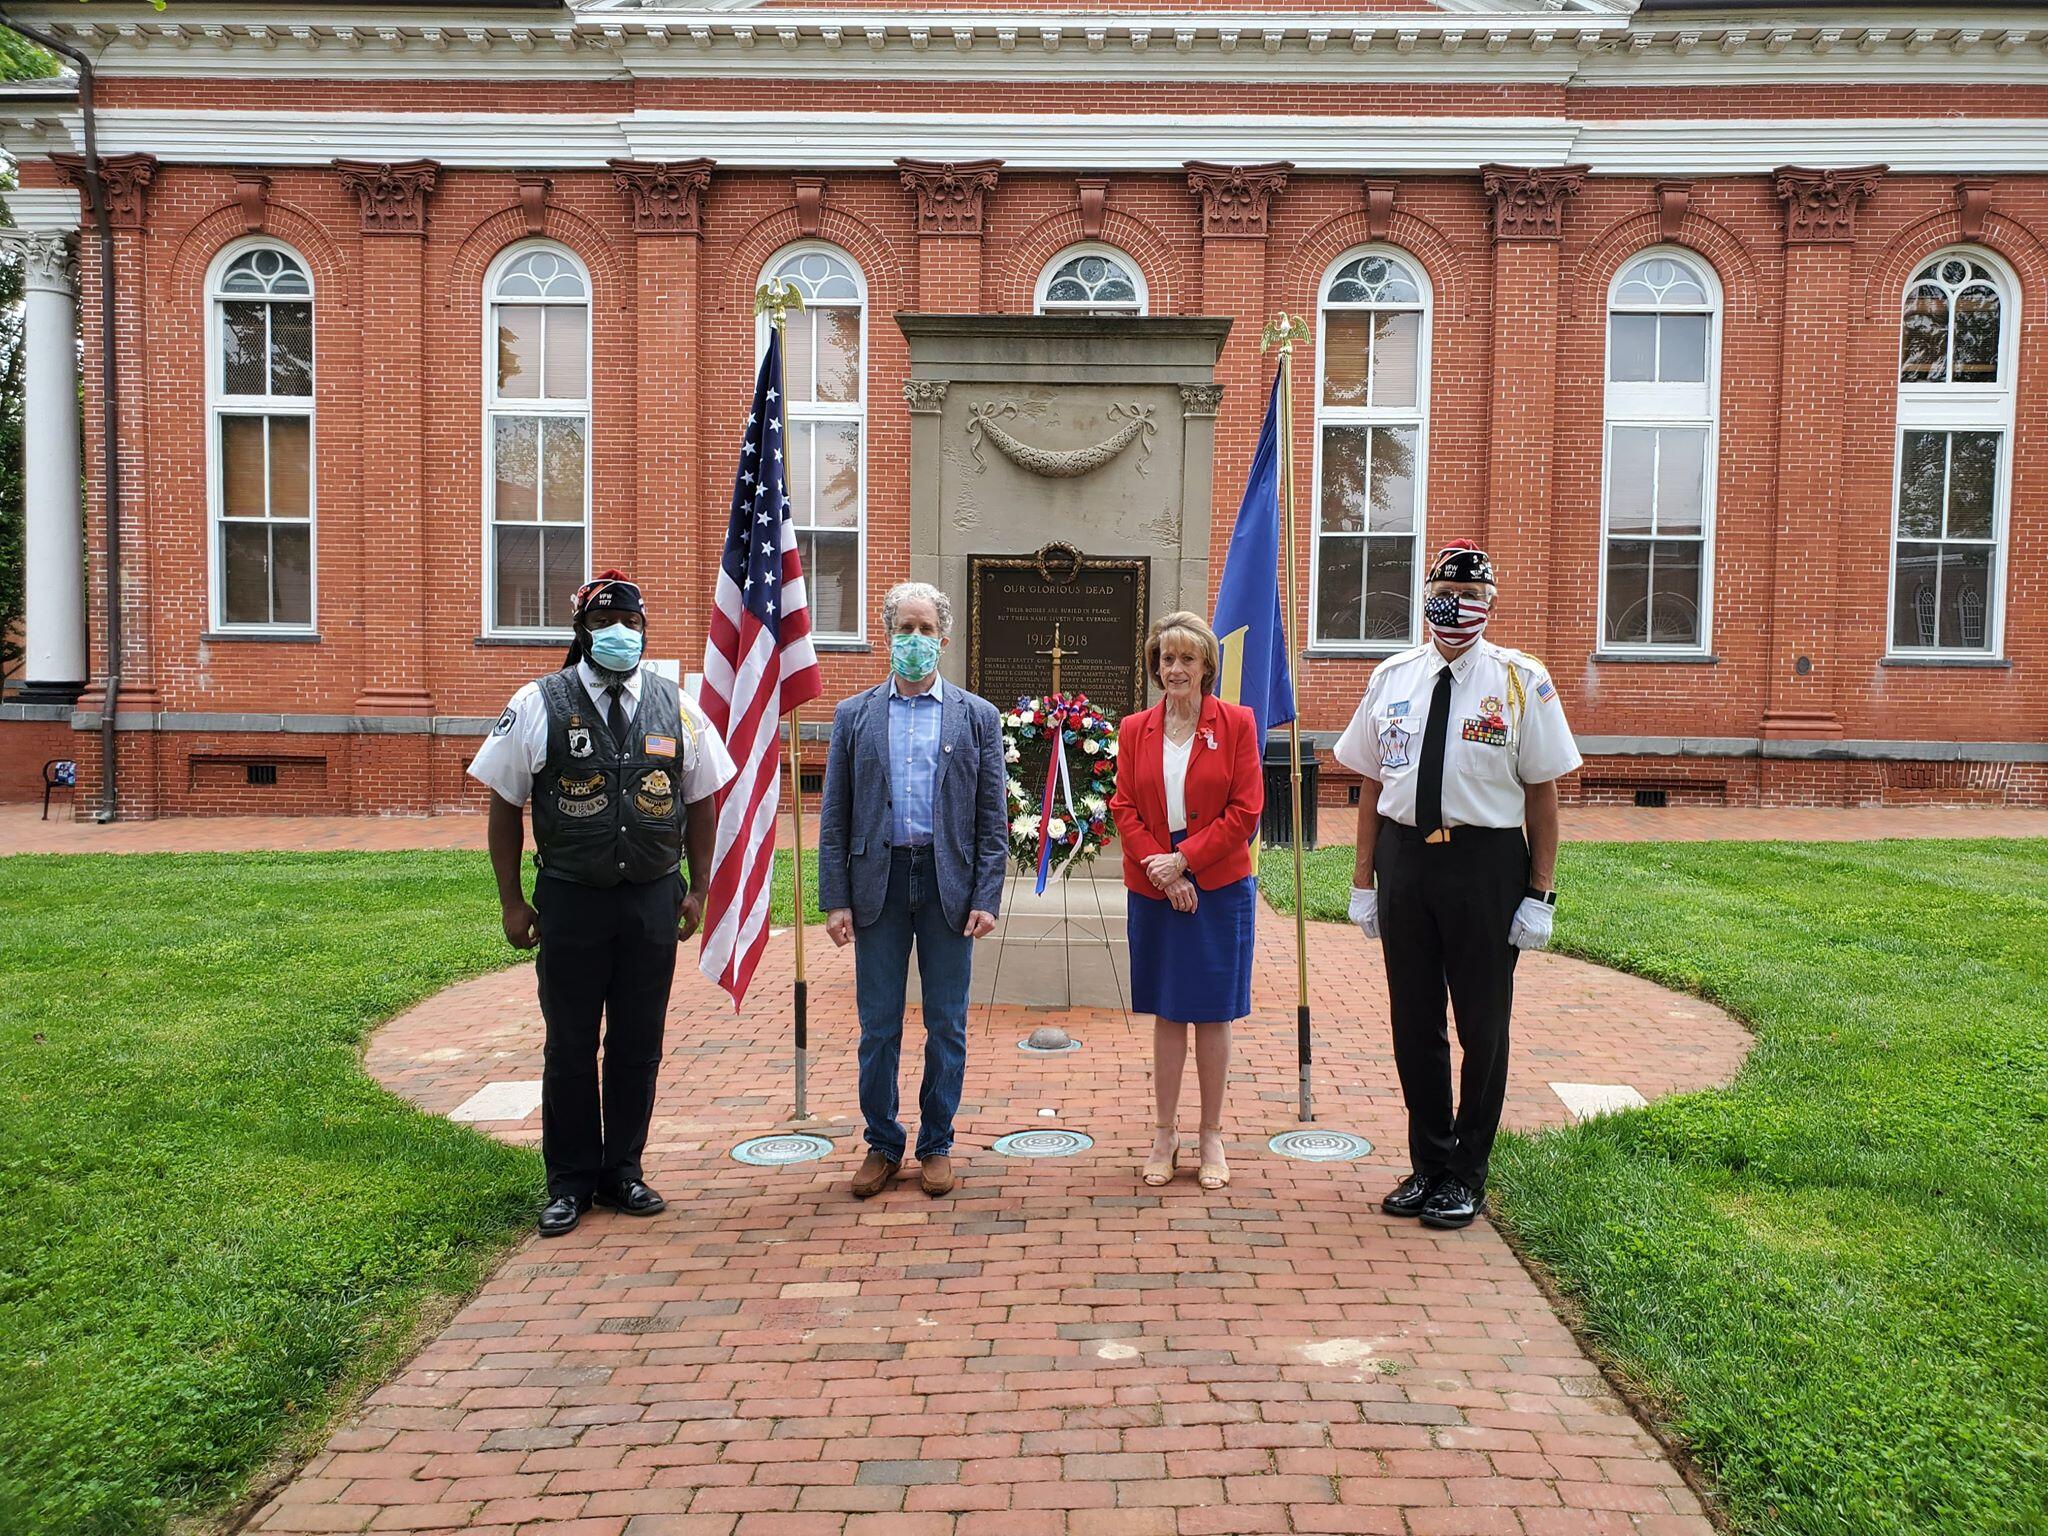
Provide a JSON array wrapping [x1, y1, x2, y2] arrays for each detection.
[[899, 314, 1230, 1008]]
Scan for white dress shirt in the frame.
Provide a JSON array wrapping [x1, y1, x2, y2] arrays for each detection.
[[467, 661, 734, 809], [1162, 732, 1194, 834], [1331, 639, 1582, 830]]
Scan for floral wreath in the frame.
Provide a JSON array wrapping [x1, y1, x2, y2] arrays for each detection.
[[1001, 692, 1119, 874]]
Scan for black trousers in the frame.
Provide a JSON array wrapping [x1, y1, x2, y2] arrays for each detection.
[[533, 871, 681, 1199], [1374, 822, 1529, 1190]]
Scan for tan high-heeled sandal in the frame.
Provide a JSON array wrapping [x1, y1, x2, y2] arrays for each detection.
[[1197, 1125, 1230, 1191], [1141, 1125, 1179, 1187]]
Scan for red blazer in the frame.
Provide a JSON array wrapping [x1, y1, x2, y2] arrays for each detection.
[[1110, 693, 1264, 897]]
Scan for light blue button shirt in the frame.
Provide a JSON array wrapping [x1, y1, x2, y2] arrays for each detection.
[[887, 672, 944, 848]]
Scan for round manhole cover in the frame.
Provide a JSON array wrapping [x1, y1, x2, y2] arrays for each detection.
[[991, 1128, 1095, 1158], [1267, 1129, 1374, 1162], [1016, 1034, 1083, 1054], [731, 1132, 835, 1167]]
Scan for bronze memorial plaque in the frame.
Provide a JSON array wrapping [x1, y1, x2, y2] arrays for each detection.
[[968, 543, 1150, 723]]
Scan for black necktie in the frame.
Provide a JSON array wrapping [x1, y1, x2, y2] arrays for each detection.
[[1416, 664, 1453, 834], [606, 685, 629, 752]]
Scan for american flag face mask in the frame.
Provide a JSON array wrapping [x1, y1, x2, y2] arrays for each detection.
[[1424, 592, 1491, 649]]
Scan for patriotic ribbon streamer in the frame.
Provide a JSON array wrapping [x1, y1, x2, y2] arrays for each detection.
[[1033, 726, 1080, 895]]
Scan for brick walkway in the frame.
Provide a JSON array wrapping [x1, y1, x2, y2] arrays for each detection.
[[9, 800, 2048, 857], [251, 912, 1748, 1536]]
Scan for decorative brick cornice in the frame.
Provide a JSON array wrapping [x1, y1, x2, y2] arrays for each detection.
[[1185, 161, 1289, 239], [897, 157, 1002, 236], [233, 172, 270, 234], [333, 158, 439, 235], [1653, 181, 1692, 242], [514, 173, 551, 236], [1773, 164, 1885, 244], [51, 152, 156, 230], [1077, 176, 1110, 240], [1954, 178, 1996, 240], [1480, 164, 1587, 242], [609, 158, 713, 236], [793, 176, 826, 237]]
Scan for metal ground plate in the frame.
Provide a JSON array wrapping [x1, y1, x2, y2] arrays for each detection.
[[991, 1128, 1095, 1157], [1016, 1036, 1083, 1053], [731, 1132, 835, 1166], [1267, 1128, 1375, 1162]]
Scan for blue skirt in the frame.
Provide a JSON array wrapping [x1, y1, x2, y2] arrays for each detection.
[[1127, 832, 1255, 1024]]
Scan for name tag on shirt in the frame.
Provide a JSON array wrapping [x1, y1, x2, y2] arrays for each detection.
[[645, 734, 678, 758]]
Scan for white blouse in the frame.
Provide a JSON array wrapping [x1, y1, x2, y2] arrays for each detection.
[[1162, 732, 1194, 834]]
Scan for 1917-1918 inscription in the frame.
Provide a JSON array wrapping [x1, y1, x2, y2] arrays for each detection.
[[968, 544, 1150, 723]]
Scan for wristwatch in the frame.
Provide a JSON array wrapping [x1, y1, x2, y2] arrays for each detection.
[[1523, 886, 1557, 906]]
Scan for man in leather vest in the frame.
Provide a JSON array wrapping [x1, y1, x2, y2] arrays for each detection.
[[469, 571, 735, 1237]]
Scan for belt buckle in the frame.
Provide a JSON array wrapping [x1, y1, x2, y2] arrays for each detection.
[[1424, 827, 1452, 845]]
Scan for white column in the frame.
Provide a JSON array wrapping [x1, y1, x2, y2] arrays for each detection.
[[5, 227, 86, 695]]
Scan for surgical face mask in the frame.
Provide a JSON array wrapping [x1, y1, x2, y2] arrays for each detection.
[[1424, 592, 1490, 650], [891, 631, 941, 682], [587, 622, 644, 673]]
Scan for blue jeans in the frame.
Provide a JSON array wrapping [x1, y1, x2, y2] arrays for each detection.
[[853, 846, 971, 1161]]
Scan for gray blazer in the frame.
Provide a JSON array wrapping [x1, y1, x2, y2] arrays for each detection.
[[817, 680, 1009, 933]]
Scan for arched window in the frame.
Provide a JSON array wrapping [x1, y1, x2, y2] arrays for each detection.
[[1034, 244, 1147, 315], [209, 242, 314, 629], [1890, 250, 2014, 655], [1600, 250, 1719, 652], [1311, 250, 1429, 648], [764, 245, 865, 639], [485, 243, 589, 634]]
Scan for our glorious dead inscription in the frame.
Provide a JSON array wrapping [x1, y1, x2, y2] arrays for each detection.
[[968, 544, 1148, 722]]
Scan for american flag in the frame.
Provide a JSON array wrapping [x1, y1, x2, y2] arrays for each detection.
[[698, 326, 822, 1007]]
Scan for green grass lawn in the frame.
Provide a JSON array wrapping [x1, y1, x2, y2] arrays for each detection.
[[1268, 839, 2048, 1536], [0, 852, 540, 1536]]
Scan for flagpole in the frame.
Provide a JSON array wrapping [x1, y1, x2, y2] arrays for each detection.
[[1261, 311, 1314, 1123], [758, 278, 810, 1121]]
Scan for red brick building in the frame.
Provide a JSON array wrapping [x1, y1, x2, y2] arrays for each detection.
[[2, 0, 2045, 816]]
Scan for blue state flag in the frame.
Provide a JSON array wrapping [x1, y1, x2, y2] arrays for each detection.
[[1212, 367, 1295, 747]]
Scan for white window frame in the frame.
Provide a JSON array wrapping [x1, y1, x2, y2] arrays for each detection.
[[1308, 244, 1433, 653], [481, 240, 593, 639], [206, 237, 317, 634], [1033, 242, 1149, 315], [1885, 246, 2018, 660], [1596, 247, 1722, 658], [759, 241, 868, 644]]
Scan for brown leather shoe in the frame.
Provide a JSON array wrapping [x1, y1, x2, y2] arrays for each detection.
[[851, 1152, 900, 1199], [919, 1154, 956, 1197]]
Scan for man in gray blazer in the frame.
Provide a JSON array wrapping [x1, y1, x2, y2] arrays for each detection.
[[819, 580, 1007, 1199]]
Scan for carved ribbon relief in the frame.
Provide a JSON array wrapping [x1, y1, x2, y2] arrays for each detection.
[[963, 401, 1157, 479]]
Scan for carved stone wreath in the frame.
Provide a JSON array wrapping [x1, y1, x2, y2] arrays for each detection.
[[964, 400, 1156, 479]]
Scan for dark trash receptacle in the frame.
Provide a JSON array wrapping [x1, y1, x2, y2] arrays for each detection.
[[1260, 740, 1318, 849]]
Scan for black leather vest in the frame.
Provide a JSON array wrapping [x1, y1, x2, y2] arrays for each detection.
[[529, 667, 688, 888]]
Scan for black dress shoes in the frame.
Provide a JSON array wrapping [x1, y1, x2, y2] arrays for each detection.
[[594, 1180, 667, 1216], [1382, 1172, 1439, 1218], [1419, 1179, 1486, 1230], [538, 1193, 590, 1237]]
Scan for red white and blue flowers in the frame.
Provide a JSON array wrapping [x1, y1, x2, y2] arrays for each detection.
[[1001, 692, 1119, 886]]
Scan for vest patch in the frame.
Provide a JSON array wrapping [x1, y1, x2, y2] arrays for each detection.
[[558, 792, 610, 818], [568, 724, 594, 759], [645, 733, 677, 758], [559, 772, 603, 797]]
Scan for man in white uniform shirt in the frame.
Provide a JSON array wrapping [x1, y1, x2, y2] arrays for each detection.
[[1332, 540, 1582, 1230], [469, 570, 735, 1237]]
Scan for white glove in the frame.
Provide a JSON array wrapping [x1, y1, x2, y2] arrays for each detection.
[[1348, 885, 1379, 940], [1508, 896, 1555, 951]]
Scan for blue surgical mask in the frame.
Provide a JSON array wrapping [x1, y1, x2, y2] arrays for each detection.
[[891, 631, 941, 682], [587, 623, 644, 673]]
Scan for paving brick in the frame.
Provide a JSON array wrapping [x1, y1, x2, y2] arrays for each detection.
[[242, 899, 1749, 1536]]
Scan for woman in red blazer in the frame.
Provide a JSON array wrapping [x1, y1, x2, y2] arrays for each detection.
[[1109, 611, 1264, 1192]]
